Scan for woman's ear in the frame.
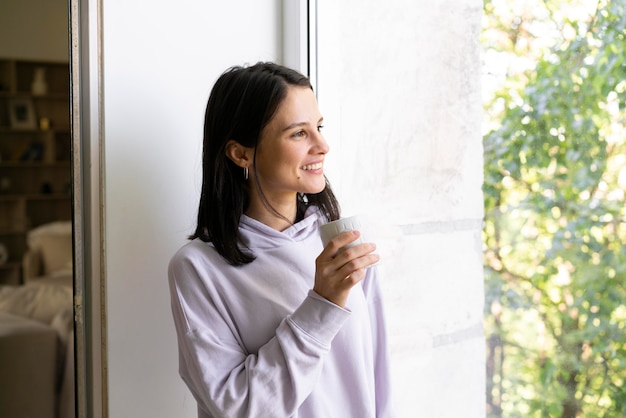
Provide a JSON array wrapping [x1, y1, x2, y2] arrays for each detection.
[[225, 140, 253, 168]]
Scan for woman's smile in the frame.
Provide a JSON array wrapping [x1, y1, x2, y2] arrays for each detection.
[[300, 161, 324, 172]]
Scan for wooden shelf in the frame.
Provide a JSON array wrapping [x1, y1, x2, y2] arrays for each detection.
[[0, 127, 70, 134], [0, 193, 70, 200], [0, 261, 20, 270], [0, 58, 70, 284], [0, 161, 70, 169], [0, 91, 69, 100], [0, 230, 26, 236]]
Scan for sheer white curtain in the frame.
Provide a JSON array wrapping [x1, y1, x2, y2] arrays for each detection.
[[315, 1, 486, 416]]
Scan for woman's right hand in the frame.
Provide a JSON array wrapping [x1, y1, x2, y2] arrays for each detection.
[[313, 231, 379, 307]]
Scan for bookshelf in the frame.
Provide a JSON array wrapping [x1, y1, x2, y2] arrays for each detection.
[[0, 58, 71, 284]]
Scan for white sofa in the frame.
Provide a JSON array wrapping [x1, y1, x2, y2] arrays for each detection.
[[0, 311, 59, 418], [0, 221, 74, 418]]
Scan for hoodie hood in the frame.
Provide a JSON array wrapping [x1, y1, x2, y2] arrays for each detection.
[[239, 206, 326, 250]]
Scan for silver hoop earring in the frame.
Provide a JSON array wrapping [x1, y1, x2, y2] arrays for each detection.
[[243, 167, 249, 180]]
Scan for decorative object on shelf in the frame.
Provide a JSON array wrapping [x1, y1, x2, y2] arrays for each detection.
[[31, 67, 48, 96], [0, 177, 10, 193], [41, 182, 53, 194], [20, 142, 44, 161], [8, 97, 37, 130], [0, 243, 8, 266], [39, 117, 51, 131]]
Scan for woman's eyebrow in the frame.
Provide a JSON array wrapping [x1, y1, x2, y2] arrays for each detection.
[[282, 121, 307, 132], [282, 117, 324, 132]]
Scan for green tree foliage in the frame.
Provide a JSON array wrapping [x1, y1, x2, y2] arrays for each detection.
[[482, 0, 626, 416]]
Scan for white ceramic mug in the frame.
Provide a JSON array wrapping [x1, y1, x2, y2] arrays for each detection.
[[319, 215, 365, 251]]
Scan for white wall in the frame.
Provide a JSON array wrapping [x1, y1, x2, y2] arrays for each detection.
[[317, 0, 485, 416], [101, 1, 281, 416]]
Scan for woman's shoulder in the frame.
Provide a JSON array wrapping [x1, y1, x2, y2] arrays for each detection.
[[169, 239, 222, 270], [168, 239, 241, 293]]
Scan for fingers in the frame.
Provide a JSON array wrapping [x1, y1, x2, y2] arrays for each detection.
[[334, 244, 379, 275], [323, 230, 362, 256], [314, 231, 380, 307], [322, 230, 379, 269]]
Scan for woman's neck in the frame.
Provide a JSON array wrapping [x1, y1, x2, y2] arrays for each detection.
[[245, 195, 298, 231]]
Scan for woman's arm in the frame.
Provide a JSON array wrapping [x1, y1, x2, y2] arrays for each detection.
[[169, 255, 350, 417]]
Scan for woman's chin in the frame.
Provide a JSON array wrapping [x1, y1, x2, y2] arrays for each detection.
[[300, 185, 326, 195]]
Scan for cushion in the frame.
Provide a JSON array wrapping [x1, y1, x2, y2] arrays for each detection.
[[27, 221, 73, 276]]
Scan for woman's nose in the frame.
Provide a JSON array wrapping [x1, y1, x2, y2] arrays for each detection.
[[313, 130, 329, 154]]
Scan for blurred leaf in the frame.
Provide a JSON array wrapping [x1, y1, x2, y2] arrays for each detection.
[[483, 0, 626, 416]]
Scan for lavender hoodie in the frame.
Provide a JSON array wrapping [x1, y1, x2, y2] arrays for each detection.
[[168, 207, 394, 418]]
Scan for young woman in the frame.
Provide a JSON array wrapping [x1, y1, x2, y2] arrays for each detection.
[[168, 62, 394, 418]]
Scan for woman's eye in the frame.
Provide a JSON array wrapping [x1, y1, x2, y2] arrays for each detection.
[[317, 125, 324, 132], [292, 130, 306, 138]]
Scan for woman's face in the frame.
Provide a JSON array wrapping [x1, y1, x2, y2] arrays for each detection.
[[253, 85, 329, 202]]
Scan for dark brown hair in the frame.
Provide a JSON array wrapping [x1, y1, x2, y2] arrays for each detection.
[[190, 62, 340, 265]]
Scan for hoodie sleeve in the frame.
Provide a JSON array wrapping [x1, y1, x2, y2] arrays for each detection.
[[168, 250, 350, 418]]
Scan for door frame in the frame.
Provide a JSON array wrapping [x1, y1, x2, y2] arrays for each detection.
[[70, 0, 106, 416]]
